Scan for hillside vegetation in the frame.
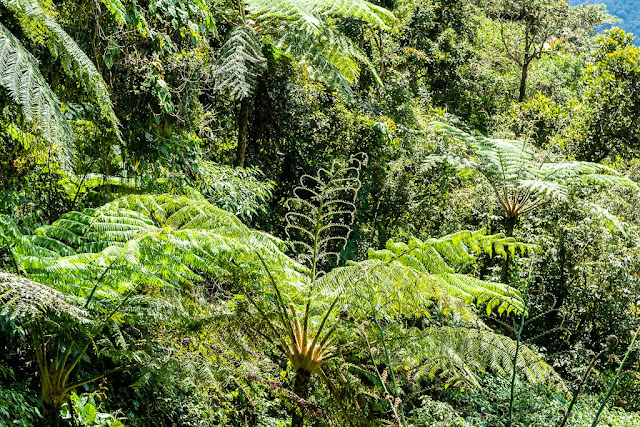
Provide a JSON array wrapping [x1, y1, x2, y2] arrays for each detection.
[[2, 0, 640, 426]]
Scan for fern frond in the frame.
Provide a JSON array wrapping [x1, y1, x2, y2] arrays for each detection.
[[0, 272, 87, 320], [245, 0, 394, 29], [315, 230, 528, 321], [304, 0, 396, 26], [276, 25, 381, 95], [196, 162, 274, 221], [0, 214, 23, 249], [391, 326, 563, 390], [0, 22, 71, 164], [2, 0, 120, 137], [212, 25, 266, 100], [7, 194, 306, 300], [286, 153, 366, 281]]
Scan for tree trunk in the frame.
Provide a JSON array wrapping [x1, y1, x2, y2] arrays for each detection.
[[291, 369, 311, 427], [501, 215, 518, 284], [518, 60, 529, 103], [234, 97, 250, 168], [42, 398, 63, 427]]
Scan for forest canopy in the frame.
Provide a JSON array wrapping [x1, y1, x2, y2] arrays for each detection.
[[2, 0, 640, 426]]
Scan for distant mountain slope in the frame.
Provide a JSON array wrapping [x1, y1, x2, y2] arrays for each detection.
[[571, 0, 640, 42]]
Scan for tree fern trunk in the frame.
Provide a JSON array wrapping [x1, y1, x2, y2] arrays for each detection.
[[292, 369, 311, 427], [235, 97, 249, 168], [501, 215, 517, 284], [42, 397, 63, 427]]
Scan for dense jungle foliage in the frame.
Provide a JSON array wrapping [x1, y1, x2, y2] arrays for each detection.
[[2, 0, 640, 426]]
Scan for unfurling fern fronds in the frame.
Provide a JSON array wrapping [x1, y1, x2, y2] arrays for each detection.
[[286, 153, 367, 282], [316, 229, 530, 321], [212, 25, 267, 100], [0, 22, 71, 162]]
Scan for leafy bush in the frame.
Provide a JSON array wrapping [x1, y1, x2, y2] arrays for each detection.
[[61, 391, 124, 427], [0, 367, 41, 427]]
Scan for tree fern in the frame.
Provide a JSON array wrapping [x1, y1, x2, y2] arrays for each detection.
[[0, 273, 182, 425], [0, 194, 311, 425], [219, 0, 394, 166], [316, 229, 531, 320], [430, 121, 638, 233], [310, 230, 563, 391]]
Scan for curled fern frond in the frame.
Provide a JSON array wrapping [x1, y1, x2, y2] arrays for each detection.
[[285, 153, 367, 281]]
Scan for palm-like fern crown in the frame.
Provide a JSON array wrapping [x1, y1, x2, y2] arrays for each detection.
[[431, 122, 638, 221], [213, 0, 395, 99], [0, 0, 121, 166], [285, 153, 366, 282]]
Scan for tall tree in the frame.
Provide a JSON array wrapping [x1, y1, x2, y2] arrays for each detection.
[[484, 0, 611, 102], [0, 194, 304, 425], [211, 0, 395, 167], [563, 28, 640, 161]]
